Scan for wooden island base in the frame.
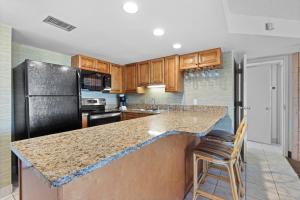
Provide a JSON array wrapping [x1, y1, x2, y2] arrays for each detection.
[[19, 135, 201, 200]]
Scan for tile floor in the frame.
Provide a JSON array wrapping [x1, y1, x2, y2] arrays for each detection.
[[1, 141, 299, 200], [185, 141, 300, 200]]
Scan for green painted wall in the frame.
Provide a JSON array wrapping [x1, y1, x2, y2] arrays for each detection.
[[12, 42, 71, 68], [0, 23, 12, 194]]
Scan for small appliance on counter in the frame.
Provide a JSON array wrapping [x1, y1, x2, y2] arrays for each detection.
[[81, 98, 121, 127], [118, 94, 127, 111]]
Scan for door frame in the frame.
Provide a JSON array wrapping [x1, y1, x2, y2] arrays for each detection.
[[245, 59, 288, 156]]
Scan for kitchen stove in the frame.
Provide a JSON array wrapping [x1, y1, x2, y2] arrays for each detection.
[[81, 98, 121, 127]]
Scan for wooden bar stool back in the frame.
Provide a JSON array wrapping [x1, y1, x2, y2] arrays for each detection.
[[193, 119, 247, 200]]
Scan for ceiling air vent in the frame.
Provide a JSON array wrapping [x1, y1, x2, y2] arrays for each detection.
[[43, 16, 76, 32]]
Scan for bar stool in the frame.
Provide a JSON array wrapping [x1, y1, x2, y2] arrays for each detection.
[[204, 128, 245, 172], [193, 119, 247, 200]]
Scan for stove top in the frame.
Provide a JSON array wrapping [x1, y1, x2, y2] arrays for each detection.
[[81, 98, 120, 115]]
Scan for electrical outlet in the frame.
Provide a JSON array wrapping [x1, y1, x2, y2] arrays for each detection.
[[193, 99, 198, 105]]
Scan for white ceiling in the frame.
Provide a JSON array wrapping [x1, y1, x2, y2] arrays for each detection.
[[228, 0, 300, 20], [1, 0, 300, 64]]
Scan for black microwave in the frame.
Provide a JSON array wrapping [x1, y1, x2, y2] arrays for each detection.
[[80, 70, 111, 92]]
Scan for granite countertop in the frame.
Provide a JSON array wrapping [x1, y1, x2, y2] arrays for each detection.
[[11, 106, 226, 188], [121, 108, 161, 114]]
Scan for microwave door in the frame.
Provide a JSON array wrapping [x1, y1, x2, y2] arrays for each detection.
[[81, 72, 104, 91]]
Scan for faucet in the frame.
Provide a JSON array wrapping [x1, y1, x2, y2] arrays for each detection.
[[151, 98, 157, 110]]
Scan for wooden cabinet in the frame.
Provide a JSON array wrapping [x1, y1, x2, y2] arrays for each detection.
[[71, 55, 96, 71], [110, 64, 123, 94], [71, 55, 110, 73], [179, 48, 222, 70], [124, 64, 138, 93], [150, 58, 164, 84], [198, 48, 221, 68], [137, 61, 150, 86], [121, 112, 154, 121], [164, 55, 183, 92], [179, 53, 198, 70], [82, 113, 88, 128], [96, 60, 110, 73]]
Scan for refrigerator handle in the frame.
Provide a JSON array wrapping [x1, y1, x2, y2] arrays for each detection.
[[77, 70, 82, 121]]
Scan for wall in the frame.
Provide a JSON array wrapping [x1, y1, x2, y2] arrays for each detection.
[[12, 42, 71, 67], [0, 23, 12, 197], [127, 52, 235, 131]]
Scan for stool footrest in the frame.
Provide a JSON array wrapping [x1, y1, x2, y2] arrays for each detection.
[[194, 190, 224, 200]]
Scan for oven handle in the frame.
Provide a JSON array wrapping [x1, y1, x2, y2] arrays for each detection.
[[89, 113, 121, 120]]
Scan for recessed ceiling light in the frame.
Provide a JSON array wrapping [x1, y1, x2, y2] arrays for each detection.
[[173, 43, 182, 49], [153, 28, 165, 37], [123, 2, 138, 14]]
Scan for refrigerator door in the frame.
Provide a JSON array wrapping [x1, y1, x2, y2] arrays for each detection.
[[26, 60, 78, 96], [27, 96, 81, 138]]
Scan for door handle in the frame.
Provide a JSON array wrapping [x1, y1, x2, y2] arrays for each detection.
[[266, 107, 271, 111]]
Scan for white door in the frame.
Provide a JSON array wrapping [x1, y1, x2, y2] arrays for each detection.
[[247, 64, 272, 144]]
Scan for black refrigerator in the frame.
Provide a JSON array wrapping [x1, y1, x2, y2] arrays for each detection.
[[13, 59, 81, 141]]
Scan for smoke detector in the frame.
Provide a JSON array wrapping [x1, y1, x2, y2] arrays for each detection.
[[265, 22, 274, 31], [43, 16, 76, 32]]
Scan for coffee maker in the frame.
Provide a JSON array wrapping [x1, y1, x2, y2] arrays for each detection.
[[118, 94, 127, 111]]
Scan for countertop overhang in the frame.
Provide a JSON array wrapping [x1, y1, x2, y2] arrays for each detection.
[[11, 106, 227, 187]]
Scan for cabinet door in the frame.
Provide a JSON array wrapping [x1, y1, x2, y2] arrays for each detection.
[[150, 58, 164, 84], [179, 53, 198, 70], [198, 48, 221, 68], [124, 64, 137, 93], [137, 61, 150, 86], [96, 60, 110, 73], [110, 64, 123, 94], [71, 55, 96, 71], [164, 56, 183, 92]]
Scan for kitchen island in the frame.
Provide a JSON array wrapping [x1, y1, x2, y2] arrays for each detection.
[[12, 106, 227, 200]]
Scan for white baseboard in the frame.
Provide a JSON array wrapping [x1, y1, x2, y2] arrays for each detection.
[[0, 184, 12, 198]]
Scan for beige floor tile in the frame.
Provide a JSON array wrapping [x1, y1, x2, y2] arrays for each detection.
[[213, 185, 233, 200], [0, 195, 14, 200]]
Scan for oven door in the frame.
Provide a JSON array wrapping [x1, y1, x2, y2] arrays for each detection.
[[88, 113, 121, 126]]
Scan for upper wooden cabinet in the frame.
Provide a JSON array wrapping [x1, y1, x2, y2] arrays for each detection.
[[179, 53, 198, 70], [150, 58, 164, 85], [137, 61, 150, 86], [110, 64, 123, 94], [164, 56, 183, 92], [179, 48, 222, 70], [124, 63, 138, 93], [71, 55, 110, 73], [71, 55, 96, 71], [198, 48, 221, 68], [96, 60, 110, 73]]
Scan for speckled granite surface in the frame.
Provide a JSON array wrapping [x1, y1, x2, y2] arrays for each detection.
[[11, 106, 226, 187]]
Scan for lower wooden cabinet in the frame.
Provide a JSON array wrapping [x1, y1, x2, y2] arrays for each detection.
[[164, 55, 183, 92], [121, 112, 154, 121], [124, 64, 138, 93], [82, 113, 88, 128], [110, 64, 123, 94]]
